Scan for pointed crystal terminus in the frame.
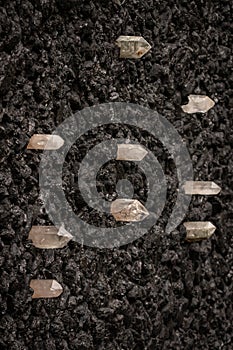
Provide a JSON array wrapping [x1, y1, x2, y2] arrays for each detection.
[[116, 36, 151, 59], [117, 144, 148, 161], [111, 199, 149, 222], [30, 279, 63, 299], [28, 226, 73, 249], [184, 222, 216, 242], [184, 181, 221, 195], [181, 95, 215, 114], [27, 134, 64, 150]]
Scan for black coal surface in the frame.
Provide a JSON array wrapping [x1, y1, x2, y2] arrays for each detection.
[[0, 1, 232, 349]]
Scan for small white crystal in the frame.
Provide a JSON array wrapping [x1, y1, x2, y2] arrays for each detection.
[[181, 95, 215, 113], [184, 181, 221, 195], [27, 134, 64, 150], [30, 279, 63, 299], [28, 226, 73, 249], [111, 199, 149, 222], [184, 221, 216, 242], [116, 36, 151, 59], [117, 144, 148, 161]]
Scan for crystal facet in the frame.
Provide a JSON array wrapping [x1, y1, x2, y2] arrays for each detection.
[[116, 36, 151, 59], [111, 199, 149, 222], [30, 279, 63, 298], [27, 134, 64, 150], [184, 181, 221, 195], [184, 221, 216, 242], [181, 95, 215, 113], [117, 144, 148, 161], [28, 226, 73, 249]]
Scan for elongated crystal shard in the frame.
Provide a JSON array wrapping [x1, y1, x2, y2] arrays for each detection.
[[117, 144, 148, 161], [30, 279, 63, 298], [184, 181, 221, 195], [27, 134, 64, 150], [28, 226, 73, 249], [184, 221, 216, 242], [116, 36, 151, 58], [181, 95, 215, 113], [111, 199, 149, 222]]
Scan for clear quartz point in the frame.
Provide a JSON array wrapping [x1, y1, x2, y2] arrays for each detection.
[[116, 36, 151, 59], [184, 181, 221, 195], [111, 199, 149, 222], [28, 226, 73, 249], [181, 95, 215, 113], [117, 144, 148, 161], [27, 134, 64, 150], [30, 279, 63, 299], [184, 221, 216, 242]]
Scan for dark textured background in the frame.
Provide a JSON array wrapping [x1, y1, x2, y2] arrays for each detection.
[[0, 0, 232, 349]]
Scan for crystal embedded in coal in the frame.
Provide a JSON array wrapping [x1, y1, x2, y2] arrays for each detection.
[[111, 199, 149, 222], [117, 144, 148, 161], [27, 134, 64, 150], [116, 36, 151, 58], [184, 221, 216, 242], [28, 226, 73, 249], [181, 95, 215, 113], [184, 181, 221, 195], [30, 279, 63, 298]]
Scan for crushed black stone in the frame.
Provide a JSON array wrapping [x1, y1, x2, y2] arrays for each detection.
[[0, 1, 232, 349]]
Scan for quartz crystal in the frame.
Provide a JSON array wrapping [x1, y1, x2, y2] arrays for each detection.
[[27, 134, 64, 150], [117, 144, 148, 161], [28, 226, 73, 249], [184, 181, 221, 195], [184, 221, 216, 242], [30, 279, 63, 298], [181, 95, 215, 113], [111, 199, 149, 221], [116, 36, 151, 58]]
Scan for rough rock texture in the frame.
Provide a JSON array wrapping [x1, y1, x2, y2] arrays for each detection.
[[0, 0, 232, 349]]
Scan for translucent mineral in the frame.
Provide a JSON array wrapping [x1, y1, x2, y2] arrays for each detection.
[[184, 181, 221, 195], [116, 36, 151, 59], [111, 199, 149, 221], [117, 144, 148, 161], [181, 95, 215, 113], [30, 279, 63, 299], [28, 226, 73, 249], [184, 221, 216, 242], [27, 134, 64, 150]]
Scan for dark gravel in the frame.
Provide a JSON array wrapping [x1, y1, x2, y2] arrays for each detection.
[[0, 0, 232, 349]]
